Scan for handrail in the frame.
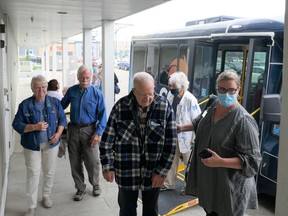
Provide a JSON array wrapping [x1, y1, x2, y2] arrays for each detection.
[[251, 107, 260, 116], [198, 97, 210, 106]]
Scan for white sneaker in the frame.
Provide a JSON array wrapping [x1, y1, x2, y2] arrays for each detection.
[[43, 197, 53, 208], [25, 208, 36, 216]]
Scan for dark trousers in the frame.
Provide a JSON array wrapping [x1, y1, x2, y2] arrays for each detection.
[[118, 188, 160, 216]]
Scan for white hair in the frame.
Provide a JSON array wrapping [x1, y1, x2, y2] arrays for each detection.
[[168, 71, 189, 91], [77, 65, 92, 79], [133, 72, 154, 87], [30, 75, 47, 89]]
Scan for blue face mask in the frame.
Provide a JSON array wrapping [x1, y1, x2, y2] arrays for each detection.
[[170, 88, 180, 96], [217, 93, 237, 107]]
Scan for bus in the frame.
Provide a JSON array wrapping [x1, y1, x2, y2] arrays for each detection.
[[129, 16, 283, 197]]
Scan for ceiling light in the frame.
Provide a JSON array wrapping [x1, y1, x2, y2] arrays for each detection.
[[57, 12, 68, 15]]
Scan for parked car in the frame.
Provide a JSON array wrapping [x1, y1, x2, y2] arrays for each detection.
[[117, 61, 130, 71]]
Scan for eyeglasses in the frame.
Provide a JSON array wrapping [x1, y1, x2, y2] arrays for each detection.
[[217, 87, 238, 95], [34, 86, 47, 91]]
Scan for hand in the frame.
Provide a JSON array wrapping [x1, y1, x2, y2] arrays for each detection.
[[49, 132, 60, 144], [151, 173, 165, 188], [176, 124, 182, 133], [200, 149, 221, 167], [103, 171, 114, 182], [62, 86, 68, 95], [36, 121, 49, 131], [90, 133, 101, 147]]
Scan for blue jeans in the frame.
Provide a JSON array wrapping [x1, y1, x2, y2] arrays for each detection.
[[118, 188, 160, 216]]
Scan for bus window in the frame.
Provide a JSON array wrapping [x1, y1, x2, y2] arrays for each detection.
[[216, 51, 223, 73], [224, 51, 243, 75], [179, 45, 190, 76], [145, 45, 159, 80], [272, 124, 280, 136], [159, 45, 178, 78], [132, 45, 146, 76], [192, 45, 214, 100], [158, 45, 189, 86]]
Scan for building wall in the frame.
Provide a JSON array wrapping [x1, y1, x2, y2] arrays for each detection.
[[0, 11, 19, 216]]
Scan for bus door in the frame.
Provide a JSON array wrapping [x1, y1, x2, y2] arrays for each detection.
[[190, 42, 216, 108], [242, 39, 269, 122], [216, 40, 268, 122]]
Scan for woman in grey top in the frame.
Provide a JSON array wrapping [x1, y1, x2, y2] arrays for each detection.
[[178, 71, 261, 216]]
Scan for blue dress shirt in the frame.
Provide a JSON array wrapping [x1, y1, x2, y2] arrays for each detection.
[[61, 84, 107, 135]]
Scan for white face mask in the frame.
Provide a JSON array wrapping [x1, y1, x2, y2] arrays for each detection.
[[217, 93, 238, 107]]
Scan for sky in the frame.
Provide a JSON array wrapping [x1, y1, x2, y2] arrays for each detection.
[[115, 0, 285, 39], [71, 0, 285, 41]]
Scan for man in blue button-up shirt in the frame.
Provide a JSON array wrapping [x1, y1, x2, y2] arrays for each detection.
[[61, 65, 107, 201]]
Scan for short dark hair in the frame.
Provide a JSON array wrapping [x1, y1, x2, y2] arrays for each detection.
[[47, 79, 59, 91]]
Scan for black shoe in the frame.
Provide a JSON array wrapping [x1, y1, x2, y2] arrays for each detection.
[[73, 190, 86, 201]]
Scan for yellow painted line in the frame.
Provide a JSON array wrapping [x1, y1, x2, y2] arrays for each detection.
[[162, 198, 199, 216], [178, 164, 185, 172], [177, 164, 186, 181]]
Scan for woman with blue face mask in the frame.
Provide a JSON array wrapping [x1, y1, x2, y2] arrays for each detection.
[[178, 71, 261, 216]]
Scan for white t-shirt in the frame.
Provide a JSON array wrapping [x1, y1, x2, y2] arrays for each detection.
[[47, 91, 63, 101]]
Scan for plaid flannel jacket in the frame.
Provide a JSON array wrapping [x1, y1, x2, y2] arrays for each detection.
[[100, 91, 177, 191]]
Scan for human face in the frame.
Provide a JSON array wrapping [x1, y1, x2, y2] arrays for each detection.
[[217, 80, 239, 94], [217, 80, 239, 107], [133, 82, 154, 109], [168, 83, 182, 97], [78, 69, 92, 89], [32, 81, 47, 101]]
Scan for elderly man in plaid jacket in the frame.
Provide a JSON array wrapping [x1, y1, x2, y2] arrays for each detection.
[[100, 72, 177, 216]]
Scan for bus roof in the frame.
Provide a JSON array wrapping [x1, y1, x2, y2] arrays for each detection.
[[132, 18, 284, 41], [185, 15, 240, 26]]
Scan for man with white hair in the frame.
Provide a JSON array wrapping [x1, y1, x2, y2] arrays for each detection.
[[61, 65, 107, 201], [100, 72, 177, 216]]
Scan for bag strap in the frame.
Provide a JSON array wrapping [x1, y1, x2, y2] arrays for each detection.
[[194, 94, 217, 132]]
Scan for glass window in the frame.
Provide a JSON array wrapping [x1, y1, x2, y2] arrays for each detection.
[[145, 45, 159, 81], [192, 45, 214, 100], [179, 45, 190, 75], [224, 51, 243, 76], [246, 50, 267, 116], [216, 51, 223, 73], [132, 45, 146, 77], [272, 124, 280, 136], [159, 45, 178, 82]]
